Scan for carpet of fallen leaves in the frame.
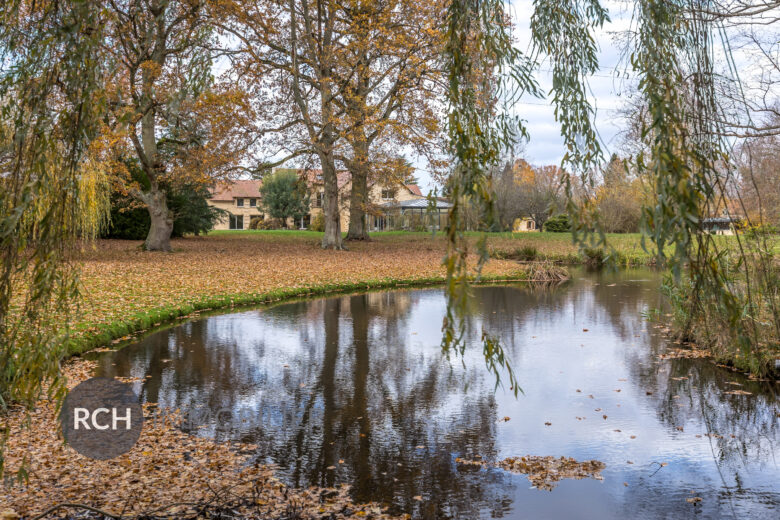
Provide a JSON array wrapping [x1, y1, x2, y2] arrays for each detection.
[[0, 359, 403, 519], [455, 455, 606, 491], [67, 234, 523, 346]]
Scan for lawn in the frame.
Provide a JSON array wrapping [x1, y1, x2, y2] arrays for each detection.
[[65, 232, 529, 356], [210, 229, 656, 264]]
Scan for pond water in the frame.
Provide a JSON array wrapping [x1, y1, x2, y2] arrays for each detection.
[[95, 269, 779, 519]]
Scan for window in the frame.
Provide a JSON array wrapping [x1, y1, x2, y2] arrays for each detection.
[[250, 198, 257, 207], [236, 198, 244, 207], [381, 188, 396, 200], [229, 214, 244, 230], [314, 192, 324, 208]]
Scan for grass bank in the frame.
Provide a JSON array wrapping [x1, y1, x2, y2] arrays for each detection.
[[62, 233, 531, 357], [210, 229, 657, 264]]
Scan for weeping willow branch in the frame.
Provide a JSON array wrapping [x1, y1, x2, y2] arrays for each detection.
[[0, 0, 109, 476], [442, 0, 539, 395], [531, 0, 610, 255]]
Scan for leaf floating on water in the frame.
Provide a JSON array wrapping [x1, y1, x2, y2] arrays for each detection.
[[686, 497, 702, 504], [725, 389, 752, 395], [659, 347, 711, 360], [497, 456, 606, 491], [582, 328, 589, 332], [413, 496, 423, 501], [603, 415, 608, 420], [544, 422, 552, 426], [499, 416, 511, 422]]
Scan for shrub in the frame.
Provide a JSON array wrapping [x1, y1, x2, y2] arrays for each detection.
[[249, 216, 263, 230], [582, 247, 605, 267], [105, 202, 150, 240], [258, 218, 283, 230], [514, 245, 538, 261], [543, 214, 570, 232], [310, 212, 325, 232], [744, 224, 778, 238]]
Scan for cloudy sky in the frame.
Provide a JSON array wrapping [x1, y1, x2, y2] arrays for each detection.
[[509, 0, 636, 163], [414, 0, 638, 191]]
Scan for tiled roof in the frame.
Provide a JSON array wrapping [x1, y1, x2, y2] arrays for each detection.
[[405, 184, 423, 196], [210, 174, 424, 201], [301, 169, 352, 189], [210, 180, 262, 201]]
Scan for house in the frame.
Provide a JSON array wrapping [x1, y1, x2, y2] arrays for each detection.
[[209, 180, 265, 230], [512, 217, 537, 232], [208, 170, 431, 231]]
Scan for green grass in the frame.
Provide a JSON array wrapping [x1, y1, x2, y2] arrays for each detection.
[[206, 229, 762, 267], [64, 272, 530, 357]]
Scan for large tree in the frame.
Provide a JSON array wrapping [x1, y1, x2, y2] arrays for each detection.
[[216, 0, 348, 249], [336, 0, 446, 241], [216, 0, 445, 246], [98, 0, 251, 251]]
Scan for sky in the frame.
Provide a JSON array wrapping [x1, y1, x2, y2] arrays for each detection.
[[414, 0, 638, 192]]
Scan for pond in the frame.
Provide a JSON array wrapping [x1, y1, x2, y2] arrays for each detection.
[[95, 269, 779, 519]]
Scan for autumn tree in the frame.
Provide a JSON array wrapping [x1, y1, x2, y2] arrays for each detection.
[[504, 159, 565, 231], [215, 0, 445, 246], [736, 126, 780, 227], [336, 0, 446, 241], [98, 0, 251, 252], [0, 0, 111, 413], [215, 0, 352, 249], [595, 154, 644, 233]]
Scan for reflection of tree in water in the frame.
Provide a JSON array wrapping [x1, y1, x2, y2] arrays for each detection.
[[99, 292, 515, 519], [577, 270, 778, 470], [262, 294, 515, 519]]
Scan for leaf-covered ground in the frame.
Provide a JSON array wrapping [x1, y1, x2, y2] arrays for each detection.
[[65, 233, 525, 352], [0, 359, 404, 518]]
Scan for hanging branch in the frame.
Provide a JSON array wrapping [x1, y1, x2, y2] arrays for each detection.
[[441, 0, 539, 395]]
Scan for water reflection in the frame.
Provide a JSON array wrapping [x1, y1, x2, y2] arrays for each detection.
[[97, 269, 779, 519]]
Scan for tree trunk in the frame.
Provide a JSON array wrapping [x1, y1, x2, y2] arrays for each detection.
[[320, 158, 344, 250], [346, 155, 370, 241], [144, 186, 174, 252]]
